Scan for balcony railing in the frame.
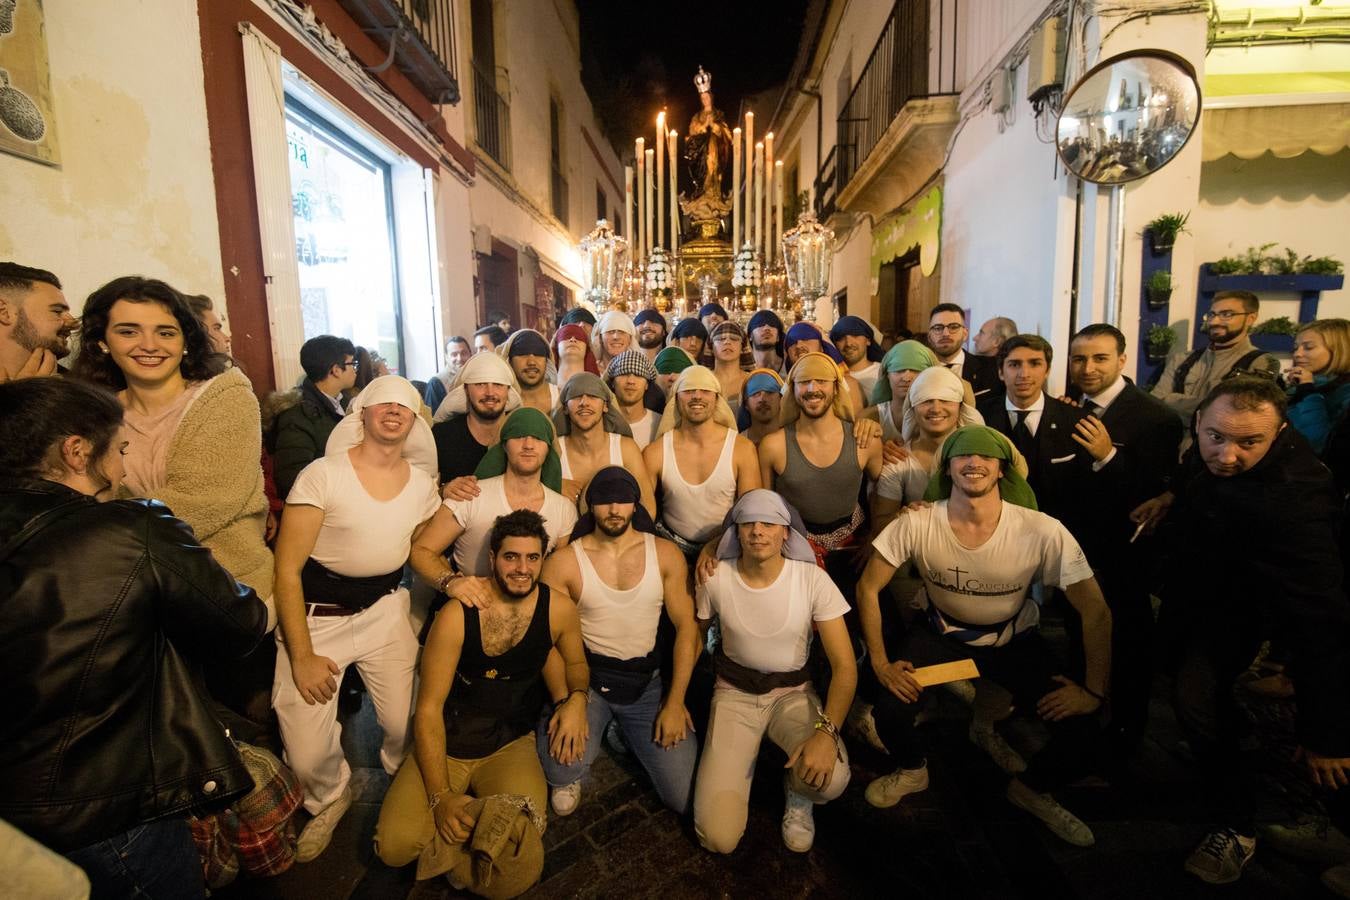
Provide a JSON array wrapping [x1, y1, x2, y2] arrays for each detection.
[[473, 57, 512, 170], [337, 0, 459, 105], [834, 0, 931, 194], [814, 145, 838, 221]]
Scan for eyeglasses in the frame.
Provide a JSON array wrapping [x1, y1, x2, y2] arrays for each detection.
[[339, 359, 358, 369], [1204, 310, 1251, 322], [928, 323, 965, 334]]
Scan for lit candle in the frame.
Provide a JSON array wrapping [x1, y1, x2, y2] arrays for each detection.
[[656, 111, 666, 249], [774, 160, 784, 266], [636, 138, 646, 263], [645, 148, 655, 258], [668, 129, 679, 254], [754, 141, 764, 260], [744, 112, 755, 247], [624, 165, 634, 250], [763, 132, 774, 263], [732, 127, 742, 251]]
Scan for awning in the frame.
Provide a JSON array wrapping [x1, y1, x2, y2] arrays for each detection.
[[1202, 102, 1350, 162]]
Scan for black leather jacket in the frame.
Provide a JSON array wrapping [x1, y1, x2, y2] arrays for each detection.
[[0, 479, 269, 851]]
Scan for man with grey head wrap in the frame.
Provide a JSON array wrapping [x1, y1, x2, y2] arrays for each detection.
[[553, 373, 655, 515]]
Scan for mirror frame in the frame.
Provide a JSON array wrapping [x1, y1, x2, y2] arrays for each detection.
[[1055, 49, 1203, 186]]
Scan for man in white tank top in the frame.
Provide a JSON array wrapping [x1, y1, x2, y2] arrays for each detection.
[[693, 490, 856, 855], [552, 372, 655, 513], [643, 365, 760, 562], [535, 467, 701, 818], [272, 377, 443, 862]]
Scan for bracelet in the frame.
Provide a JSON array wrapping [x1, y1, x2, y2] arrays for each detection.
[[427, 787, 451, 811], [435, 570, 456, 594], [1082, 686, 1106, 702], [555, 688, 588, 710], [812, 716, 840, 742]]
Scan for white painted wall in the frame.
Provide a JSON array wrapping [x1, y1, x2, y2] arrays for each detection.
[[0, 0, 222, 309]]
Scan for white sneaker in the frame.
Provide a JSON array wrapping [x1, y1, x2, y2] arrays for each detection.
[[781, 781, 816, 852], [1005, 778, 1095, 847], [1185, 828, 1257, 884], [296, 785, 352, 862], [550, 781, 582, 817], [845, 701, 888, 754], [864, 764, 929, 809], [969, 724, 1027, 774]]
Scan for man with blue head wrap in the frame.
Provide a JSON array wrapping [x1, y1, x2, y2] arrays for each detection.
[[535, 466, 701, 818], [748, 309, 787, 374], [856, 424, 1110, 850], [693, 489, 856, 856], [830, 315, 884, 399], [632, 308, 668, 363], [738, 367, 785, 444]]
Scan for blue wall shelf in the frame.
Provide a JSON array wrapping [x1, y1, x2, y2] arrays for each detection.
[[1193, 266, 1344, 350]]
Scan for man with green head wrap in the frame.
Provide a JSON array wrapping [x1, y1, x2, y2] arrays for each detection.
[[855, 424, 1112, 850]]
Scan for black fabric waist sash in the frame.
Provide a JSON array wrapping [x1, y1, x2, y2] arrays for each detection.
[[585, 647, 660, 705], [301, 557, 402, 611], [713, 646, 809, 695]]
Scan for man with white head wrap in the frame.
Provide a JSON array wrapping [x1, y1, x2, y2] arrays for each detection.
[[431, 351, 522, 488], [273, 376, 444, 861], [642, 365, 761, 562], [693, 490, 856, 855], [592, 309, 637, 370]]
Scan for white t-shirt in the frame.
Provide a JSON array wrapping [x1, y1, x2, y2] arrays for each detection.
[[445, 475, 578, 576], [871, 501, 1093, 647], [876, 450, 932, 504], [288, 454, 441, 577], [696, 558, 850, 673], [851, 361, 882, 399]]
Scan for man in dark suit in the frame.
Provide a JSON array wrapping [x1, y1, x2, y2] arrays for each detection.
[[927, 303, 1002, 401], [1065, 324, 1183, 751]]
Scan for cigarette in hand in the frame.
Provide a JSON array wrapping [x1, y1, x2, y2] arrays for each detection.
[[1129, 521, 1147, 544]]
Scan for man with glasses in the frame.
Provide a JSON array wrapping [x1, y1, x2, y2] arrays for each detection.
[[1150, 291, 1280, 427], [270, 335, 358, 500], [926, 303, 1000, 399]]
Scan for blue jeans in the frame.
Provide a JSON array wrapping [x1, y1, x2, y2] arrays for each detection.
[[64, 817, 202, 900], [536, 674, 697, 814]]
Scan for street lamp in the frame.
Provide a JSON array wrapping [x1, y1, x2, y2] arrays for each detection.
[[781, 209, 833, 323]]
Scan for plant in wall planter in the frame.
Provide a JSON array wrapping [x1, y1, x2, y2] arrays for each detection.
[[1250, 315, 1299, 353], [1144, 211, 1188, 256], [1146, 269, 1172, 309], [1146, 324, 1176, 364]]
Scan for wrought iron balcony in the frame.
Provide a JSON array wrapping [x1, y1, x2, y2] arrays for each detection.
[[337, 0, 460, 105], [814, 145, 838, 221], [473, 57, 512, 170]]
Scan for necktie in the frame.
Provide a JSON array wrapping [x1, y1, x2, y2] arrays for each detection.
[[1086, 401, 1104, 419], [1011, 410, 1035, 461]]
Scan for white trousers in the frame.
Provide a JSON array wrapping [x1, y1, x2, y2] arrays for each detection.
[[273, 588, 419, 813]]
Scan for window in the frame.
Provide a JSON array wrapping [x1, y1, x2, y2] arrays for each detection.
[[286, 100, 403, 370], [550, 97, 567, 225]]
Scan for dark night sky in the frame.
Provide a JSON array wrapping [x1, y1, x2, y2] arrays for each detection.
[[576, 0, 811, 173]]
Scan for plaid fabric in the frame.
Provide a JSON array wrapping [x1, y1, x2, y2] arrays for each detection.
[[189, 742, 303, 888], [605, 349, 657, 384]]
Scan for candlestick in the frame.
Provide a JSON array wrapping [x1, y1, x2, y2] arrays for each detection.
[[753, 142, 764, 262], [744, 112, 755, 249], [668, 129, 679, 254], [732, 127, 742, 252], [635, 139, 646, 264], [645, 148, 655, 258], [656, 111, 666, 249], [624, 165, 634, 250], [774, 160, 784, 266], [763, 132, 774, 264]]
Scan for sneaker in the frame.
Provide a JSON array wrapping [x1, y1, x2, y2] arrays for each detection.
[[1005, 779, 1095, 847], [1184, 828, 1256, 884], [864, 764, 929, 809], [781, 781, 815, 852], [969, 724, 1027, 774], [845, 701, 888, 754], [296, 785, 352, 862], [1260, 817, 1350, 865], [550, 781, 582, 817], [1324, 862, 1350, 898]]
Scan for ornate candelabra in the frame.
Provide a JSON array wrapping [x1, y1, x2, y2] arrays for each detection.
[[781, 209, 833, 323], [579, 219, 629, 314]]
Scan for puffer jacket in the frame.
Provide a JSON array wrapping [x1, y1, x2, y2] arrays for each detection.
[[0, 478, 269, 852], [267, 378, 343, 501]]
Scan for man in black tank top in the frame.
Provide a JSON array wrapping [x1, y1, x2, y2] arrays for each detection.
[[374, 511, 589, 895]]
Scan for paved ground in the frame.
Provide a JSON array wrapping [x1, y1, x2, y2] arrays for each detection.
[[214, 653, 1340, 900]]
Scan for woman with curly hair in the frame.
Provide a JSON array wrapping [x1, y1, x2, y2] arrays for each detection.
[[72, 276, 275, 611]]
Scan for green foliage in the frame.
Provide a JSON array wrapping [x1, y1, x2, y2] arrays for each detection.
[[1145, 212, 1189, 244], [1147, 324, 1176, 353], [1147, 269, 1172, 291], [1207, 245, 1343, 276], [1251, 316, 1298, 336]]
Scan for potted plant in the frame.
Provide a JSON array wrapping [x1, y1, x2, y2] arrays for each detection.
[[1146, 269, 1172, 309], [1250, 315, 1299, 353], [1144, 212, 1188, 256], [1146, 324, 1176, 363]]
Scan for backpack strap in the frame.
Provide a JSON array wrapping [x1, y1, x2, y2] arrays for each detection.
[[1229, 349, 1269, 379], [1171, 347, 1208, 393]]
